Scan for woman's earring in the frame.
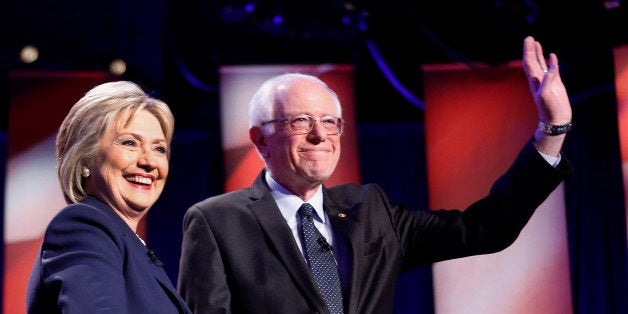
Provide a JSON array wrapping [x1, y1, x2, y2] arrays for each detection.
[[82, 167, 90, 178]]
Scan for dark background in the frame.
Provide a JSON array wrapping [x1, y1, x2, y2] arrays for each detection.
[[1, 0, 627, 313], [2, 0, 627, 129]]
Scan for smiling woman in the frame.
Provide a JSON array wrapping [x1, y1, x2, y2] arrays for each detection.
[[25, 81, 192, 313], [85, 109, 170, 230]]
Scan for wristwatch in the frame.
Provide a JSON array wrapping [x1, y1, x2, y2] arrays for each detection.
[[538, 120, 573, 136]]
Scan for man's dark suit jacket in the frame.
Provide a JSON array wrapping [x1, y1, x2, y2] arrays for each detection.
[[177, 140, 571, 314], [27, 196, 191, 314]]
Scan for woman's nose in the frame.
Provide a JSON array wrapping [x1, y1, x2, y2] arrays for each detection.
[[138, 147, 158, 169]]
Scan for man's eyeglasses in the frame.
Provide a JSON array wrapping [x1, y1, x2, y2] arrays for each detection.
[[261, 114, 345, 135]]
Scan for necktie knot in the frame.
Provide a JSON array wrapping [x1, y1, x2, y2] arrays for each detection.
[[298, 203, 315, 219]]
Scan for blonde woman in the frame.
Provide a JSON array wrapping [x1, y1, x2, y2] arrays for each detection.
[[27, 81, 191, 313]]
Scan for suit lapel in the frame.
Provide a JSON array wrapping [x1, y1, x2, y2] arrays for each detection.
[[247, 172, 328, 312], [150, 265, 189, 313], [325, 191, 363, 314], [84, 197, 189, 313]]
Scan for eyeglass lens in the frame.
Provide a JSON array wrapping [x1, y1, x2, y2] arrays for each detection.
[[290, 115, 342, 134]]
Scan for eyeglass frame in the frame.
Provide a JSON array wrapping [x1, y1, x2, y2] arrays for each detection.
[[261, 114, 345, 135]]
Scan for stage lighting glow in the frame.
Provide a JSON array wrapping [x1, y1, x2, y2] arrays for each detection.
[[109, 58, 127, 76], [20, 45, 39, 64]]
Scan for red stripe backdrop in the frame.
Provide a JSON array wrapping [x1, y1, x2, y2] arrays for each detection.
[[613, 44, 628, 242], [423, 62, 572, 313], [4, 71, 110, 314]]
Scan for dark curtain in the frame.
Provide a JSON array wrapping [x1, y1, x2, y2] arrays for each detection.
[[147, 129, 225, 283], [357, 122, 434, 314], [562, 42, 628, 314]]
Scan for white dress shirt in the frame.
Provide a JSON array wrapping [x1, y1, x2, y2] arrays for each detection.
[[265, 172, 335, 258]]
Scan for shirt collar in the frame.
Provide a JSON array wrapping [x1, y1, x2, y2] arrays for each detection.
[[265, 171, 326, 223]]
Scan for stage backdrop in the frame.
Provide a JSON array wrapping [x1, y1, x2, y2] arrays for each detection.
[[4, 71, 110, 314], [218, 64, 360, 192], [613, 43, 628, 239], [423, 62, 572, 313]]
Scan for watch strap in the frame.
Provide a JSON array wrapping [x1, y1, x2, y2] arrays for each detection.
[[538, 120, 572, 136]]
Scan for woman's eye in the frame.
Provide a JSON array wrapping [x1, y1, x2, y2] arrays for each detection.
[[155, 146, 167, 154], [121, 139, 138, 147]]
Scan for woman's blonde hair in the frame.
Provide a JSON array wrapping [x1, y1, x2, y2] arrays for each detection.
[[56, 81, 174, 204]]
